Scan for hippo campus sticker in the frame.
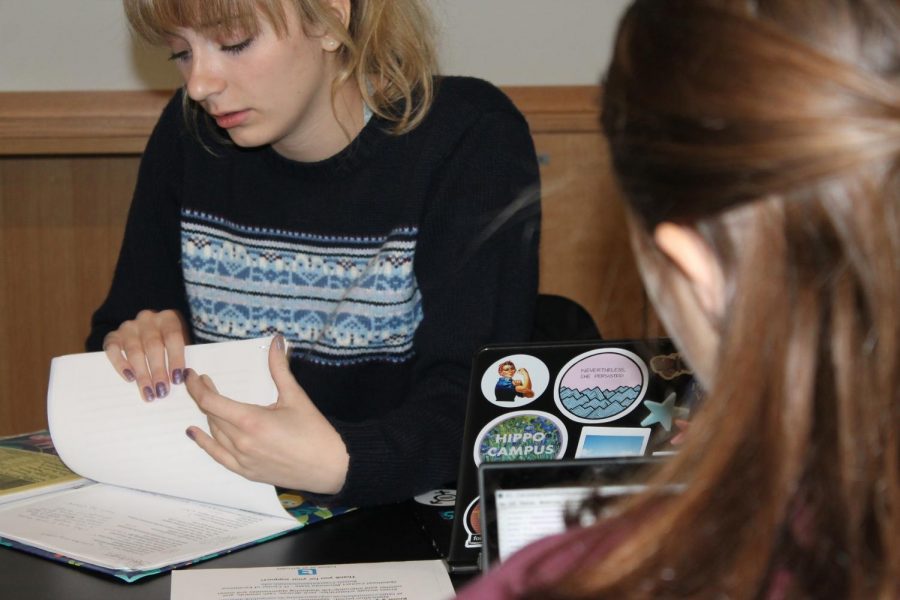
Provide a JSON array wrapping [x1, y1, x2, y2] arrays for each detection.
[[553, 348, 649, 424], [473, 410, 567, 466]]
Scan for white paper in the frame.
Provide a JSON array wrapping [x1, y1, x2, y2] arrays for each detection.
[[171, 560, 456, 600], [46, 337, 285, 517], [0, 338, 312, 575], [0, 484, 297, 571]]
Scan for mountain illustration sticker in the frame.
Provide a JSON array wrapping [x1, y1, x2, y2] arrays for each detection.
[[553, 348, 649, 424]]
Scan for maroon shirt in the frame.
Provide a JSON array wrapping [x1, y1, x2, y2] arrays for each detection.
[[456, 525, 624, 599], [456, 522, 795, 599]]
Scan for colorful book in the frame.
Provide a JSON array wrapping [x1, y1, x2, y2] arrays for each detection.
[[0, 430, 89, 505], [0, 338, 352, 582]]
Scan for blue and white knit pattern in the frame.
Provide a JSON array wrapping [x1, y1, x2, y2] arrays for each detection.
[[181, 210, 422, 366]]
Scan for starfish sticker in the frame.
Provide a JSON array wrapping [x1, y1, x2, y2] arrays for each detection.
[[640, 392, 689, 431]]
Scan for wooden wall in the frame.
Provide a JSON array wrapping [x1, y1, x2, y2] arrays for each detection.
[[0, 87, 662, 435]]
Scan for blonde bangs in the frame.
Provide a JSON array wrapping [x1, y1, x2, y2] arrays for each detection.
[[122, 0, 440, 139], [122, 0, 289, 43]]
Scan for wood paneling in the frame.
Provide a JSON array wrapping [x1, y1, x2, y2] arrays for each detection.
[[0, 91, 171, 155], [0, 87, 660, 435], [534, 133, 658, 340], [0, 87, 600, 155], [0, 157, 136, 433]]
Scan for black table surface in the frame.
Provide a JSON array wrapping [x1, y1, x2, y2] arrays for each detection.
[[0, 501, 474, 599]]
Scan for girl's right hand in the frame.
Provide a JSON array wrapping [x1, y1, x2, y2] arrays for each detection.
[[102, 309, 190, 402]]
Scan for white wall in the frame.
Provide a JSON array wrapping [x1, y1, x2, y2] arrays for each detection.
[[431, 0, 630, 85], [0, 0, 630, 91]]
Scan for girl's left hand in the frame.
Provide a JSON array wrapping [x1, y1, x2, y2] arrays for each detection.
[[183, 335, 349, 495]]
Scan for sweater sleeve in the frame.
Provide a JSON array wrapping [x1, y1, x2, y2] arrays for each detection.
[[85, 94, 191, 351], [324, 108, 541, 504]]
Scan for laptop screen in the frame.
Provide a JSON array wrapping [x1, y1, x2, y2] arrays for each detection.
[[478, 458, 662, 570]]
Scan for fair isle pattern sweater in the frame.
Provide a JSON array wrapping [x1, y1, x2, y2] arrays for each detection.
[[181, 210, 422, 365], [87, 77, 540, 506]]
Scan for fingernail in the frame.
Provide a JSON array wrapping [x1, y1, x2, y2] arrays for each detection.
[[274, 334, 285, 351], [172, 369, 183, 385], [185, 428, 195, 441], [123, 369, 136, 382], [143, 386, 155, 402], [184, 368, 193, 381], [156, 382, 169, 398]]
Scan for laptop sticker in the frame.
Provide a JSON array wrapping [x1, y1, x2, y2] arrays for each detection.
[[414, 489, 457, 507], [574, 426, 651, 458], [553, 348, 649, 424], [640, 391, 689, 430], [474, 410, 568, 466], [480, 354, 549, 408], [649, 352, 693, 380], [463, 497, 482, 548]]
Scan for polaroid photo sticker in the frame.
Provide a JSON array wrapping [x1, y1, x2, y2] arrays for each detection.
[[474, 410, 568, 466], [480, 354, 550, 408], [575, 426, 652, 458], [463, 496, 482, 548], [554, 348, 649, 424]]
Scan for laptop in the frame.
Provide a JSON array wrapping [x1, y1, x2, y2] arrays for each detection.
[[429, 338, 699, 572]]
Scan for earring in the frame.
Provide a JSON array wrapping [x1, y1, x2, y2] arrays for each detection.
[[325, 38, 340, 50]]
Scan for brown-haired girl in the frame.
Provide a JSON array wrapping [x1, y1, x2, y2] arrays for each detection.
[[460, 0, 898, 597], [88, 0, 540, 506]]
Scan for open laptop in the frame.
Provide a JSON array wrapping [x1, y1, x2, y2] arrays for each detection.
[[423, 338, 698, 572]]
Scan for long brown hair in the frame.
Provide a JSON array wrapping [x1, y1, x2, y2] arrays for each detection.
[[532, 1, 899, 597], [123, 0, 437, 136]]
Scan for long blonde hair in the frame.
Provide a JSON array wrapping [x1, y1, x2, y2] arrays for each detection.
[[528, 1, 899, 598], [123, 0, 437, 135]]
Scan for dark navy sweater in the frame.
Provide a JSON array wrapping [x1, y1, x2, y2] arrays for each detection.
[[87, 76, 540, 506]]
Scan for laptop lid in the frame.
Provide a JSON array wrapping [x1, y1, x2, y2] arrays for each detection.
[[445, 338, 698, 570]]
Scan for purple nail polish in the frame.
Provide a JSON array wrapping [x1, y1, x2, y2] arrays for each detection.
[[123, 369, 136, 382], [185, 428, 195, 441], [143, 386, 155, 402], [172, 369, 184, 385], [156, 382, 169, 399]]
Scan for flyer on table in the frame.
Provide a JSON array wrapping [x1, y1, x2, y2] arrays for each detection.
[[171, 560, 455, 600]]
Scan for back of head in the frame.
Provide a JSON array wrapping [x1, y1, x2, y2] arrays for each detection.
[[550, 1, 899, 597]]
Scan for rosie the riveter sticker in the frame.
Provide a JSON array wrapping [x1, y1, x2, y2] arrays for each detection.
[[473, 410, 567, 466], [553, 348, 649, 424], [479, 354, 550, 408]]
